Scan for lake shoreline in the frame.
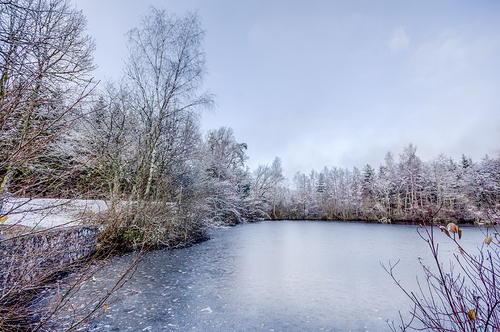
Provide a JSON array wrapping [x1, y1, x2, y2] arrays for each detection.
[[262, 218, 480, 226]]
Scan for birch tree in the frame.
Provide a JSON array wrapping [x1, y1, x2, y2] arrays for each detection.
[[124, 8, 213, 199], [251, 157, 284, 218]]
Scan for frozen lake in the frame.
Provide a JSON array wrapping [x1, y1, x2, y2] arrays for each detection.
[[70, 220, 487, 331]]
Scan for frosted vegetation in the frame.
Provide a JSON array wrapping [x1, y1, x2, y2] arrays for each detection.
[[0, 0, 499, 330], [279, 146, 499, 224]]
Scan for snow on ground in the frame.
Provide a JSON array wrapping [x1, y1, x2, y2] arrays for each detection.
[[1, 198, 108, 229]]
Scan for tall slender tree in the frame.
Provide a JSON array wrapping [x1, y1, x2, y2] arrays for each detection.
[[124, 8, 213, 199]]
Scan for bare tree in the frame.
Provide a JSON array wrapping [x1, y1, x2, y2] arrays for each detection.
[[197, 127, 249, 224], [84, 8, 217, 252], [77, 82, 139, 202], [125, 7, 213, 199], [384, 193, 500, 331], [0, 0, 96, 200], [251, 157, 285, 219]]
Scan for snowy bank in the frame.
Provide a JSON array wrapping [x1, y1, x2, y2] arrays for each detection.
[[1, 198, 108, 229]]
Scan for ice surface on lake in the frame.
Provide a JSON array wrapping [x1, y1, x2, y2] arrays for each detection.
[[54, 220, 488, 331]]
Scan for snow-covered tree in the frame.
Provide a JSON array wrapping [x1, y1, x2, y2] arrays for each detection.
[[250, 157, 285, 218], [0, 0, 96, 199], [196, 127, 249, 224], [124, 7, 213, 199]]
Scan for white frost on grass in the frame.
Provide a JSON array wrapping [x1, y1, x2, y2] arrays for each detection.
[[1, 197, 108, 229]]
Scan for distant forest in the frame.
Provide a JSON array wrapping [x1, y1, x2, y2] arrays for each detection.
[[267, 145, 499, 224]]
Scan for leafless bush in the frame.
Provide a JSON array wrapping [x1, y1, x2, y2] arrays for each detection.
[[95, 199, 208, 252], [384, 194, 500, 331]]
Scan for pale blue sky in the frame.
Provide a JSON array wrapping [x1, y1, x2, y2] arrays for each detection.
[[74, 0, 500, 179]]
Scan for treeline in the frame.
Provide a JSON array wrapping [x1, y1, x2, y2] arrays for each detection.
[[261, 144, 500, 224]]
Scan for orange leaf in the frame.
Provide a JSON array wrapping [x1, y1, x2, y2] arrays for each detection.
[[440, 226, 450, 237], [103, 305, 108, 313], [485, 236, 493, 245], [468, 309, 476, 321]]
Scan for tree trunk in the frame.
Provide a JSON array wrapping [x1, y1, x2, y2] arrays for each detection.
[[144, 142, 158, 198]]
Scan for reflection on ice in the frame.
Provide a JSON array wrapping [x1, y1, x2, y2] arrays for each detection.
[[54, 220, 486, 331]]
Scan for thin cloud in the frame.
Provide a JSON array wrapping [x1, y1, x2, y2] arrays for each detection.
[[389, 27, 410, 51]]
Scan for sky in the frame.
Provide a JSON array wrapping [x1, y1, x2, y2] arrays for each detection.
[[73, 0, 500, 179]]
